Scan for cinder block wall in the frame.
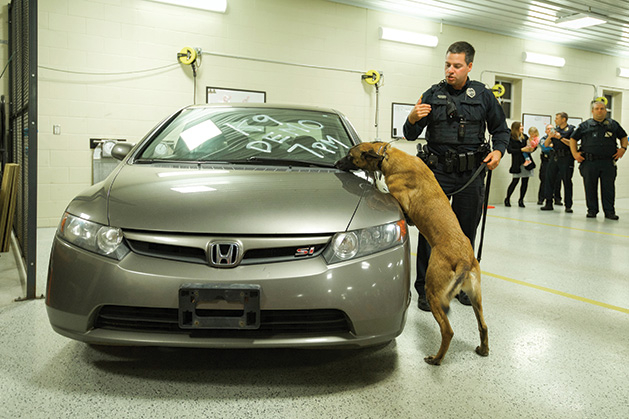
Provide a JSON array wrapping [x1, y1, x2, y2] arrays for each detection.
[[35, 0, 629, 226]]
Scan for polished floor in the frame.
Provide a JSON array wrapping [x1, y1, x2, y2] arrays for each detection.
[[0, 199, 628, 418]]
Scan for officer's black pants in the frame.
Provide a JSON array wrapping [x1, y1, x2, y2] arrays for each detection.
[[538, 153, 561, 203], [579, 159, 617, 215], [415, 166, 485, 295], [545, 155, 574, 208]]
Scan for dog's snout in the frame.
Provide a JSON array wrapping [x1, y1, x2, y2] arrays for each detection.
[[335, 155, 356, 171]]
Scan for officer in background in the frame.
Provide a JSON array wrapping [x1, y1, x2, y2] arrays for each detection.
[[541, 112, 575, 212], [404, 41, 509, 311], [570, 100, 627, 220], [537, 124, 562, 205]]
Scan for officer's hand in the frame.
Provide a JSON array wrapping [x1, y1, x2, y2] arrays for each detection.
[[613, 147, 626, 160], [575, 153, 585, 163], [484, 150, 502, 170], [408, 96, 432, 124]]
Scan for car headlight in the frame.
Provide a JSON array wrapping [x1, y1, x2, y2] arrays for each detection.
[[57, 212, 130, 260], [323, 220, 408, 264]]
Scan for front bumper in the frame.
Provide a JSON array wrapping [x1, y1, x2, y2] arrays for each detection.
[[46, 237, 411, 348]]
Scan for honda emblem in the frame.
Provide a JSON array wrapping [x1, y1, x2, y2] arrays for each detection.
[[208, 242, 241, 267]]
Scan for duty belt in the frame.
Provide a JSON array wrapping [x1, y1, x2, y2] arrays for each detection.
[[583, 153, 613, 161], [418, 146, 489, 174], [554, 148, 571, 157]]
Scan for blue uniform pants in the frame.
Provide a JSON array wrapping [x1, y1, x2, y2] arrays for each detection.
[[545, 155, 574, 208], [579, 159, 617, 215], [414, 166, 485, 295]]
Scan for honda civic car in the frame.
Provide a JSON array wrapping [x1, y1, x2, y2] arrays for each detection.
[[46, 103, 411, 348]]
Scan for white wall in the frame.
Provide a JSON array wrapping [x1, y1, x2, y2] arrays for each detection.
[[37, 0, 629, 226]]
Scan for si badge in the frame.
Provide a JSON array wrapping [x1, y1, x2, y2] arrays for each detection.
[[466, 88, 476, 98]]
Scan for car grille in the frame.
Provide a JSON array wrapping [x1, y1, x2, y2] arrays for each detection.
[[94, 305, 353, 337], [124, 233, 330, 266]]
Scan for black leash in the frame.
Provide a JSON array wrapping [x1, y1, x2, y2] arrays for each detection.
[[476, 168, 492, 262], [446, 162, 487, 197]]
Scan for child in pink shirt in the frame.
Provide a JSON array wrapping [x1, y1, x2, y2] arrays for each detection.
[[524, 127, 540, 167]]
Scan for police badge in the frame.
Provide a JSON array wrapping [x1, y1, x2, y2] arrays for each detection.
[[466, 88, 476, 98]]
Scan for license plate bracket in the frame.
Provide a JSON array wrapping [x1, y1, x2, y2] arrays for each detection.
[[178, 284, 261, 329]]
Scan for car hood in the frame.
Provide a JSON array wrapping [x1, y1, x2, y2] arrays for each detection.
[[80, 164, 401, 235]]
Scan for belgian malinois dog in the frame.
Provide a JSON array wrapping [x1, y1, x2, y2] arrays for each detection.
[[336, 142, 489, 365]]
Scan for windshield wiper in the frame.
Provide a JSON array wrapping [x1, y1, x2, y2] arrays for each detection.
[[236, 156, 336, 168], [135, 158, 201, 164]]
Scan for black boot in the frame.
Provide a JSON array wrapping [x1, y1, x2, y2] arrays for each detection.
[[456, 292, 472, 306], [518, 199, 525, 208], [417, 292, 431, 312], [540, 201, 554, 211], [504, 198, 511, 207]]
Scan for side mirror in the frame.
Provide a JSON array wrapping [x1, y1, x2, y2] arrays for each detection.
[[111, 142, 135, 161]]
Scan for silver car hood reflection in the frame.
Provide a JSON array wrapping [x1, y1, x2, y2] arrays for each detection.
[[98, 165, 400, 234]]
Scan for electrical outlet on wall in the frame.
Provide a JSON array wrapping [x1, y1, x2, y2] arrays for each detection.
[[53, 125, 61, 135]]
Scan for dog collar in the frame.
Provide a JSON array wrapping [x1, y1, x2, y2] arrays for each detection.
[[376, 143, 389, 169]]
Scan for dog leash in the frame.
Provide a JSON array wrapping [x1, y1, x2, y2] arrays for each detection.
[[446, 162, 487, 197], [476, 168, 492, 262]]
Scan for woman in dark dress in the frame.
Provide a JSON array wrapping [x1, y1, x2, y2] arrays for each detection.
[[504, 121, 536, 207]]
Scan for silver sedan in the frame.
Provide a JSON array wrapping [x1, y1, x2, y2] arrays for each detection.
[[46, 104, 411, 348]]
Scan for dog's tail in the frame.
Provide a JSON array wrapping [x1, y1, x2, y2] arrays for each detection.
[[440, 262, 471, 314]]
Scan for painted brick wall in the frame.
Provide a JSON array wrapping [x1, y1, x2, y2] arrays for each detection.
[[35, 0, 629, 226]]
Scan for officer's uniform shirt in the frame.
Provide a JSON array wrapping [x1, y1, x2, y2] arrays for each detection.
[[572, 118, 627, 157], [539, 134, 553, 156], [403, 78, 509, 156], [551, 124, 575, 155]]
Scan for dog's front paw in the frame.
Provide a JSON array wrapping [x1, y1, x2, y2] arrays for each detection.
[[475, 346, 489, 357], [424, 355, 442, 366]]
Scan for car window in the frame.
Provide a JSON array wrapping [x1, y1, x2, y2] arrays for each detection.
[[139, 107, 355, 165]]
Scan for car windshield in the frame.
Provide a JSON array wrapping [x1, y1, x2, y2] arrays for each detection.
[[138, 107, 354, 166]]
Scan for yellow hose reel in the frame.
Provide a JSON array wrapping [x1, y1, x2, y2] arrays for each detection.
[[594, 96, 608, 106], [177, 47, 198, 65], [492, 83, 506, 98], [362, 70, 381, 85]]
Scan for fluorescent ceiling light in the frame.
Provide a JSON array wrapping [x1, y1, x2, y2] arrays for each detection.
[[146, 0, 227, 13], [556, 13, 606, 29], [618, 67, 629, 78], [523, 52, 565, 67], [379, 27, 438, 47]]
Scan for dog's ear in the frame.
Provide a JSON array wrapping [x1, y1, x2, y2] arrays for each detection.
[[362, 150, 381, 160]]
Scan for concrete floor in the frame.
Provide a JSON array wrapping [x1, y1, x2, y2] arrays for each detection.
[[1, 199, 628, 418]]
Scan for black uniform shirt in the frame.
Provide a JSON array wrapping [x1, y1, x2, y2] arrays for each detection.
[[572, 118, 627, 157], [403, 78, 509, 156], [551, 124, 575, 152]]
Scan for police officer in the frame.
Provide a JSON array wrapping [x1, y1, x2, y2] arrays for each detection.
[[537, 124, 562, 205], [403, 41, 509, 311], [570, 100, 628, 220], [540, 112, 575, 212]]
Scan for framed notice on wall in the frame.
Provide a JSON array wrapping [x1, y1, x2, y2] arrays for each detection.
[[391, 103, 422, 139], [207, 87, 266, 104], [568, 117, 582, 128], [522, 113, 551, 138]]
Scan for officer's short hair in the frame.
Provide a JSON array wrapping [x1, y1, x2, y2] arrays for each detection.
[[447, 41, 475, 64], [556, 112, 568, 121], [591, 100, 606, 109]]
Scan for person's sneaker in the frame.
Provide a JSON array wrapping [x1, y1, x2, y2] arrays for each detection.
[[554, 199, 563, 205], [540, 203, 554, 211], [586, 212, 597, 218], [455, 292, 472, 306], [605, 213, 620, 220], [417, 294, 431, 312], [565, 207, 573, 213]]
